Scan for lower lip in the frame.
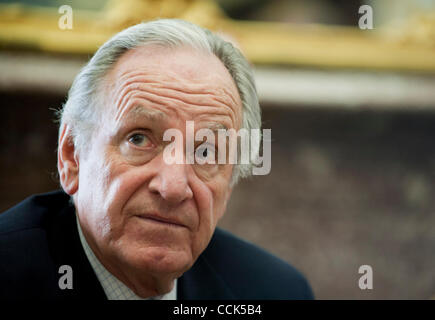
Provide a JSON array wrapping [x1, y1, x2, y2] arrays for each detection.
[[134, 215, 186, 229]]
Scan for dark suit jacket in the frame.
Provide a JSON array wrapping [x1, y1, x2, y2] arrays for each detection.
[[0, 191, 314, 300]]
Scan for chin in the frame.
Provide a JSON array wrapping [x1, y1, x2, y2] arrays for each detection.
[[123, 245, 194, 277]]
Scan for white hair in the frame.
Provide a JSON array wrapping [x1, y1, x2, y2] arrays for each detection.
[[59, 19, 261, 185]]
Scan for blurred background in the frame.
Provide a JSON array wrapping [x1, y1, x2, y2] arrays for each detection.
[[0, 0, 434, 299]]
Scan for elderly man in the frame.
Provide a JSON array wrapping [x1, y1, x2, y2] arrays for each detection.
[[0, 19, 313, 300]]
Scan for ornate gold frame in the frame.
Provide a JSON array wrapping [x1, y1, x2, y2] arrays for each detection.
[[0, 0, 434, 72]]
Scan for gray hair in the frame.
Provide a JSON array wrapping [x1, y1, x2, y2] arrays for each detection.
[[58, 18, 261, 186]]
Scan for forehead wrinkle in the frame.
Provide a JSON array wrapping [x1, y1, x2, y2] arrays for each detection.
[[119, 69, 239, 107], [114, 93, 167, 126], [113, 85, 239, 131], [148, 84, 239, 117], [112, 76, 159, 119], [106, 68, 166, 118], [113, 88, 138, 122], [116, 66, 241, 111], [111, 78, 170, 124], [108, 64, 242, 130], [118, 68, 180, 85], [216, 86, 239, 111], [111, 74, 237, 120], [143, 90, 238, 130], [133, 84, 239, 127], [146, 86, 236, 116]]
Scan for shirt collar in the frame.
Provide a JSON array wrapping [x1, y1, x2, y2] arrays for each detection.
[[76, 216, 177, 300]]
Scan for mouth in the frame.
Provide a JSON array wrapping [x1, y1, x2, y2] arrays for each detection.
[[134, 214, 187, 229]]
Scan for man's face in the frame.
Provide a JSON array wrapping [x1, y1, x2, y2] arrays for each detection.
[[70, 45, 242, 291]]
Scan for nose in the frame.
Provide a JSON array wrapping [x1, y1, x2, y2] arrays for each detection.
[[148, 161, 193, 205]]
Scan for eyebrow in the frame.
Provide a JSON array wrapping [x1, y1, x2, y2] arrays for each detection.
[[121, 105, 167, 122], [203, 122, 228, 132], [117, 105, 229, 133]]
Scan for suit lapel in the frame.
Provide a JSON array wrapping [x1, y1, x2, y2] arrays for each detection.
[[46, 203, 107, 300]]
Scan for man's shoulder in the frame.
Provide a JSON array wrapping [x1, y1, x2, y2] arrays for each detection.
[[203, 228, 314, 299], [0, 190, 105, 300], [0, 191, 71, 257], [0, 191, 74, 291], [0, 191, 72, 299], [0, 190, 70, 235]]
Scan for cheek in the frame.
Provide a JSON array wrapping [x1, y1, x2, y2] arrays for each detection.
[[77, 152, 138, 239], [197, 166, 232, 224], [97, 166, 151, 232], [189, 173, 231, 256]]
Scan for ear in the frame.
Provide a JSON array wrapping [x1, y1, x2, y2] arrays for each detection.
[[57, 123, 79, 195]]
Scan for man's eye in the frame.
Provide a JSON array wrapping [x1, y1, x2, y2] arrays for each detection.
[[201, 147, 208, 158], [197, 145, 208, 158], [195, 144, 216, 163], [128, 133, 151, 147]]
